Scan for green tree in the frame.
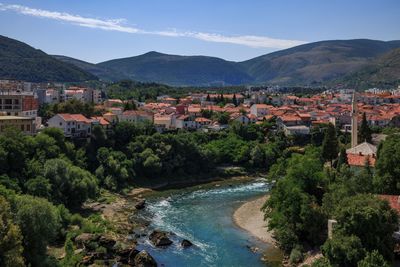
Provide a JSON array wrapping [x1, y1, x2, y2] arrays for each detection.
[[333, 194, 398, 259], [25, 176, 51, 198], [374, 135, 400, 194], [250, 145, 265, 168], [336, 147, 348, 170], [232, 94, 238, 106], [322, 123, 339, 166], [263, 150, 327, 252], [216, 112, 230, 124], [0, 196, 25, 267], [96, 148, 132, 190], [14, 195, 60, 266], [43, 159, 98, 207], [359, 113, 372, 143], [357, 250, 390, 267], [322, 233, 365, 267]]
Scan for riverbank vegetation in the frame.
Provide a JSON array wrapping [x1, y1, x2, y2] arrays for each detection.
[[263, 127, 400, 267], [0, 119, 288, 266]]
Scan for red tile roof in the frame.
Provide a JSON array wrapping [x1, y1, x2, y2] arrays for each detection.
[[58, 113, 91, 123], [91, 116, 110, 126], [378, 195, 400, 213], [347, 153, 376, 167]]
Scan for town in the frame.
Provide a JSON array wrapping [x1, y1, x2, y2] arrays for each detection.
[[1, 79, 400, 169]]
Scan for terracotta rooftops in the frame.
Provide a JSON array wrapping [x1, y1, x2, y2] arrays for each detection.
[[58, 113, 91, 123]]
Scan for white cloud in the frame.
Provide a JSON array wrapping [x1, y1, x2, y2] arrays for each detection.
[[0, 3, 307, 49]]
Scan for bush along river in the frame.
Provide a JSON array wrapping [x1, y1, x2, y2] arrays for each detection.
[[131, 178, 283, 267]]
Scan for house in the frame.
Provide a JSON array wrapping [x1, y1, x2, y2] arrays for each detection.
[[154, 114, 175, 129], [104, 99, 123, 108], [119, 110, 153, 123], [283, 125, 310, 136], [250, 104, 271, 117], [103, 112, 118, 124], [47, 113, 92, 138], [277, 114, 304, 127], [346, 142, 377, 167], [187, 105, 202, 118], [0, 91, 39, 118], [91, 116, 111, 131], [0, 115, 35, 135], [175, 115, 197, 129], [230, 113, 250, 124], [195, 117, 212, 128], [161, 97, 178, 105], [64, 89, 85, 102]]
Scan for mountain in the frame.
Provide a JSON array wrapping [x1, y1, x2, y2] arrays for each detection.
[[0, 35, 97, 82], [338, 48, 400, 89], [98, 52, 252, 86], [53, 55, 128, 82], [240, 39, 400, 85], [94, 39, 400, 86], [2, 35, 400, 87]]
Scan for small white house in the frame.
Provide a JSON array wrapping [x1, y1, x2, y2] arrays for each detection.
[[47, 113, 92, 138], [250, 104, 271, 117]]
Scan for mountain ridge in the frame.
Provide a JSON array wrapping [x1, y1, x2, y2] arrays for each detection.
[[0, 35, 97, 82], [1, 35, 400, 87]]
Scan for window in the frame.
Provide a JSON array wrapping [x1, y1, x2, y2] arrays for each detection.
[[26, 124, 30, 131], [59, 122, 62, 126], [20, 125, 24, 131]]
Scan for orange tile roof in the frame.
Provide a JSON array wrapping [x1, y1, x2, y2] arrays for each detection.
[[347, 153, 376, 167], [378, 195, 400, 213], [58, 113, 91, 123], [195, 117, 211, 122], [91, 116, 110, 126]]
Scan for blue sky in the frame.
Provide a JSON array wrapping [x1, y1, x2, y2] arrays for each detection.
[[0, 0, 399, 63]]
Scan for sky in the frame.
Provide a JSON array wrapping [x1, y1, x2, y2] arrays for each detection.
[[0, 0, 399, 63]]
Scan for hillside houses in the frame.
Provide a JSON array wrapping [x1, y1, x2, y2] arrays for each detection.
[[3, 79, 400, 139]]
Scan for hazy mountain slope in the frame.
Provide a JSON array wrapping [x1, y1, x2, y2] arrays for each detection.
[[2, 35, 400, 87], [98, 51, 252, 86], [239, 39, 400, 85], [53, 55, 128, 82], [338, 47, 400, 89], [0, 35, 97, 82]]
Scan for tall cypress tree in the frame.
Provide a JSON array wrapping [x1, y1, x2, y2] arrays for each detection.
[[337, 147, 348, 170], [322, 123, 339, 167], [232, 94, 238, 106], [359, 112, 372, 143]]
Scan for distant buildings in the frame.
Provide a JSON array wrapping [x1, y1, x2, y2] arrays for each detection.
[[0, 90, 38, 117], [0, 115, 35, 135], [47, 113, 92, 138]]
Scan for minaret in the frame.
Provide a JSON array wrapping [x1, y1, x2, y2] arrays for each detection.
[[351, 92, 358, 148]]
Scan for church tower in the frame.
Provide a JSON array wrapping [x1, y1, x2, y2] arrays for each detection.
[[351, 92, 358, 148]]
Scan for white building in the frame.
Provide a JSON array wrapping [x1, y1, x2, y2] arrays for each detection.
[[250, 104, 271, 117], [47, 113, 92, 138]]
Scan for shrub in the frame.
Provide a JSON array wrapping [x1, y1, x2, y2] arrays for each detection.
[[289, 246, 304, 265]]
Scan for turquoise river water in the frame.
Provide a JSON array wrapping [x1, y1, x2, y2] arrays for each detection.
[[135, 179, 281, 267]]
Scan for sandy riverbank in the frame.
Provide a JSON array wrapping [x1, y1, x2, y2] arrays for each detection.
[[233, 195, 276, 246]]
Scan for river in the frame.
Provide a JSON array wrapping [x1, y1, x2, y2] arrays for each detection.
[[134, 179, 281, 267]]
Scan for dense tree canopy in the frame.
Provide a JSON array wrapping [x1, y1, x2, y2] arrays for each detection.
[[0, 196, 25, 267], [374, 135, 400, 194]]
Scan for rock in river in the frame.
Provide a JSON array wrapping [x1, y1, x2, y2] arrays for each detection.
[[181, 239, 193, 248], [134, 250, 157, 267], [135, 199, 146, 210], [149, 230, 173, 247]]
